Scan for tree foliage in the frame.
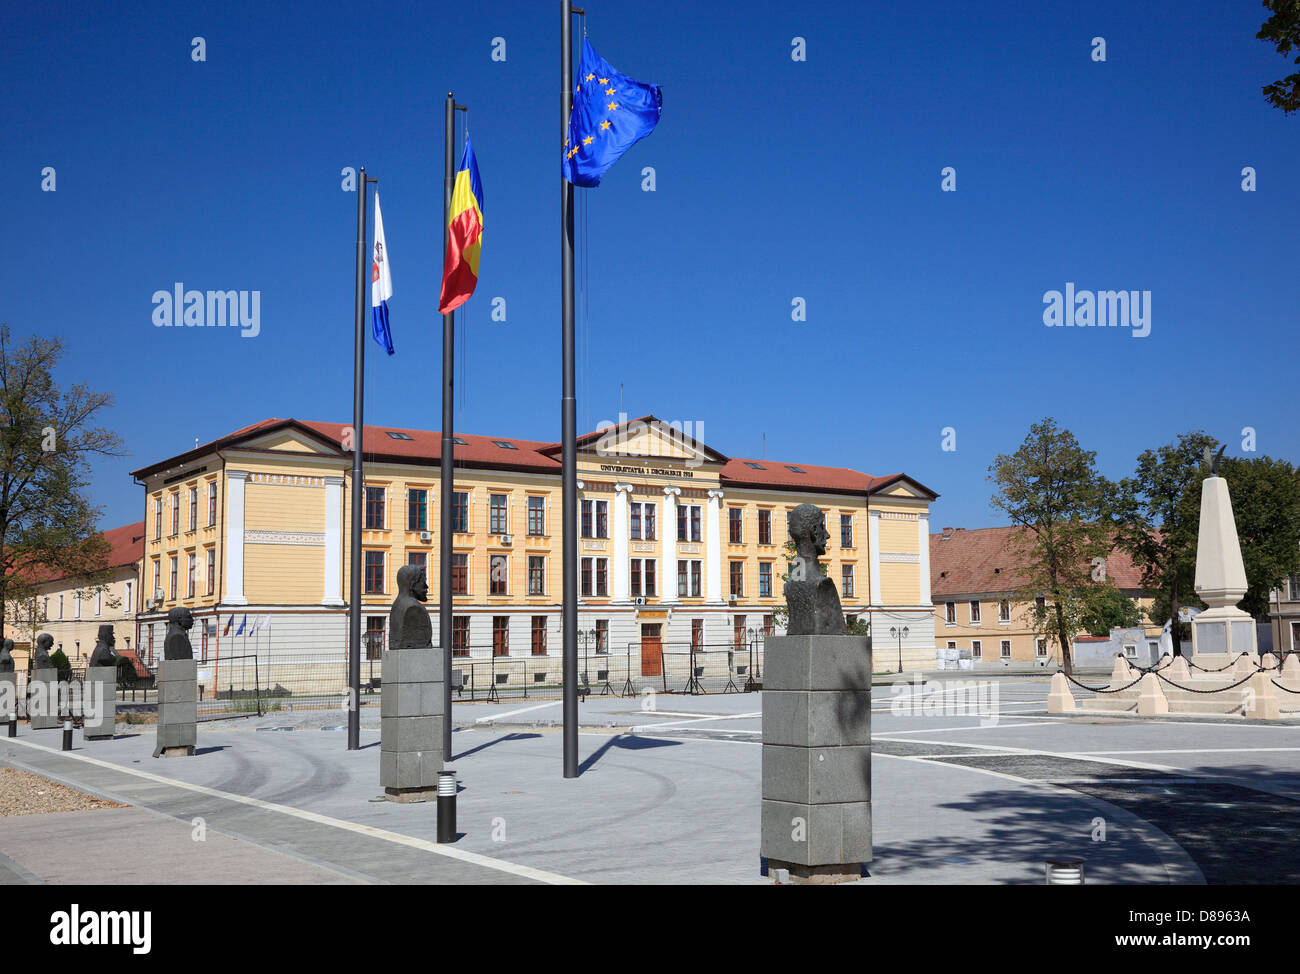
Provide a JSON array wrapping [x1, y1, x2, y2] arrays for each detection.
[[1259, 0, 1300, 114]]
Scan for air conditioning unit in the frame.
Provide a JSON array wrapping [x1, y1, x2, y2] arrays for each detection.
[[144, 599, 157, 611], [728, 594, 738, 604], [419, 531, 432, 543], [501, 534, 513, 545], [153, 589, 164, 602], [633, 597, 646, 606]]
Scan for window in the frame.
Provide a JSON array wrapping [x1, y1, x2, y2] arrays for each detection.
[[1035, 596, 1046, 612], [452, 616, 469, 656], [528, 555, 545, 596], [187, 553, 196, 598], [95, 590, 103, 616], [945, 602, 956, 625], [758, 509, 772, 545], [154, 497, 163, 539], [840, 514, 853, 548], [629, 501, 656, 541], [1288, 575, 1300, 601], [364, 551, 385, 593], [677, 504, 702, 542], [744, 461, 765, 470], [596, 500, 608, 538], [969, 601, 981, 625], [840, 565, 854, 599], [385, 430, 413, 440], [581, 558, 593, 597], [733, 615, 747, 648], [596, 558, 608, 597], [728, 507, 743, 544], [365, 617, 385, 660], [451, 553, 468, 595], [785, 465, 805, 474], [691, 619, 704, 651], [365, 486, 386, 530], [729, 561, 744, 598], [998, 599, 1011, 623], [527, 496, 546, 536], [170, 493, 180, 535], [581, 499, 608, 538], [760, 562, 773, 598], [1037, 638, 1048, 657], [59, 594, 64, 619], [152, 561, 160, 600], [207, 482, 217, 526], [124, 581, 133, 614], [490, 493, 508, 534], [492, 440, 518, 450], [407, 551, 428, 572], [645, 559, 656, 597], [74, 592, 81, 618], [679, 559, 704, 598], [595, 619, 609, 654], [531, 616, 547, 656], [408, 489, 428, 531], [971, 640, 982, 659], [631, 559, 640, 597], [1001, 640, 1012, 659], [452, 491, 468, 533], [763, 614, 775, 637], [490, 554, 508, 595], [582, 557, 609, 598], [188, 486, 198, 531], [629, 559, 656, 597], [492, 616, 509, 656], [169, 557, 178, 600], [643, 503, 655, 540], [206, 549, 215, 596], [1123, 643, 1137, 658]]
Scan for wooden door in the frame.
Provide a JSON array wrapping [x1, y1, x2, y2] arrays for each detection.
[[640, 623, 663, 677]]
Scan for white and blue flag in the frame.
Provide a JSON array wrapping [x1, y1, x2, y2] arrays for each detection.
[[371, 192, 394, 355]]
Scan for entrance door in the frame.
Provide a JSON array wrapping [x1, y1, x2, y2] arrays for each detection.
[[641, 623, 663, 677]]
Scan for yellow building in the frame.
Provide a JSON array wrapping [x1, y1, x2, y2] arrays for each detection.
[[129, 415, 939, 678], [929, 525, 1158, 668], [2, 522, 145, 671]]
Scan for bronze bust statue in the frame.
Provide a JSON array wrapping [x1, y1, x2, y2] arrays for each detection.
[[0, 638, 13, 673], [89, 624, 119, 668], [163, 607, 195, 661], [32, 633, 54, 669], [389, 564, 433, 649], [783, 503, 847, 636]]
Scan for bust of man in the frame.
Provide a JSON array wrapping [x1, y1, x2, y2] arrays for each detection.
[[0, 638, 13, 673], [389, 564, 433, 650], [783, 503, 848, 636], [163, 607, 195, 661], [89, 624, 119, 668], [32, 634, 54, 669]]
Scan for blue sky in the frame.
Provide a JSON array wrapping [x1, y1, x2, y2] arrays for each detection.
[[2, 0, 1297, 533]]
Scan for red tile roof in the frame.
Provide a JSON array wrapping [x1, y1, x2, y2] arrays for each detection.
[[930, 525, 1147, 597], [23, 522, 144, 587]]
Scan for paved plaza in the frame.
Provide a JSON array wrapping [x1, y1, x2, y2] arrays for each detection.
[[3, 675, 1300, 885]]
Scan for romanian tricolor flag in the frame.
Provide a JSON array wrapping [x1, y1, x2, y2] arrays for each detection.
[[438, 138, 484, 315]]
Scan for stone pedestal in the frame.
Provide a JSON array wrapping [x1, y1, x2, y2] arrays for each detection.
[[1192, 475, 1258, 663], [1244, 672, 1280, 720], [761, 635, 871, 884], [83, 666, 117, 740], [29, 666, 60, 730], [0, 671, 15, 723], [1047, 672, 1075, 713], [154, 659, 197, 757], [380, 646, 444, 801], [1136, 673, 1168, 716]]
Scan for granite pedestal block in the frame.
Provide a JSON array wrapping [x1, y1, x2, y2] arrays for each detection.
[[153, 659, 197, 757], [761, 634, 872, 884], [29, 666, 61, 730], [380, 646, 444, 801], [83, 666, 117, 740], [0, 671, 15, 723]]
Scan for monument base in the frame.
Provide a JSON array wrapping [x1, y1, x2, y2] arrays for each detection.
[[380, 646, 445, 793], [383, 786, 437, 804], [0, 670, 15, 724], [83, 665, 117, 739], [768, 859, 863, 885], [154, 659, 197, 758], [29, 667, 60, 730], [760, 634, 872, 882], [1192, 606, 1258, 663]]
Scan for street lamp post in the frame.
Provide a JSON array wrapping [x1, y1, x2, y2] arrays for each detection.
[[889, 625, 909, 674]]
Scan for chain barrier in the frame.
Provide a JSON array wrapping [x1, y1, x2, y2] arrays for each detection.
[[1187, 653, 1249, 673], [1059, 671, 1144, 694], [1153, 670, 1257, 694]]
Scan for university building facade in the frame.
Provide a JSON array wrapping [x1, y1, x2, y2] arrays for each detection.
[[129, 415, 939, 675]]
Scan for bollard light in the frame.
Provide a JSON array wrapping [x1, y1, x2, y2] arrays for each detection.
[[7, 718, 15, 738], [1045, 860, 1084, 885], [437, 769, 457, 843], [61, 719, 73, 752]]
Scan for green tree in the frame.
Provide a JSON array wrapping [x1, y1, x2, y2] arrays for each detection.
[[1114, 431, 1220, 649], [0, 326, 124, 639], [1077, 583, 1141, 636], [989, 418, 1113, 675], [1259, 0, 1300, 114], [1215, 455, 1300, 619]]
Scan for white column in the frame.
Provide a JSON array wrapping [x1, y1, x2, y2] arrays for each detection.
[[613, 484, 632, 602], [323, 476, 344, 606], [225, 470, 249, 606], [917, 514, 932, 607], [663, 486, 680, 602], [868, 510, 882, 606], [706, 488, 724, 603]]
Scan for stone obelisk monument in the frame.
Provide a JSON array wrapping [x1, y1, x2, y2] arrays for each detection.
[[760, 504, 872, 884], [380, 565, 443, 802], [1191, 450, 1257, 665]]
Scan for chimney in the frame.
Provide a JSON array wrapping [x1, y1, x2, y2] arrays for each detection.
[[941, 527, 955, 539]]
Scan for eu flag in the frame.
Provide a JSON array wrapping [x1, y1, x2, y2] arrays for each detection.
[[562, 39, 662, 187]]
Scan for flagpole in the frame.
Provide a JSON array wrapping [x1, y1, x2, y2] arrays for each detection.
[[561, 0, 583, 779], [349, 167, 374, 752], [440, 93, 466, 759]]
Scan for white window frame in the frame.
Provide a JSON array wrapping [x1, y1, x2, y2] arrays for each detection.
[[969, 600, 981, 625], [1000, 639, 1012, 659], [944, 602, 956, 626], [971, 639, 981, 659]]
